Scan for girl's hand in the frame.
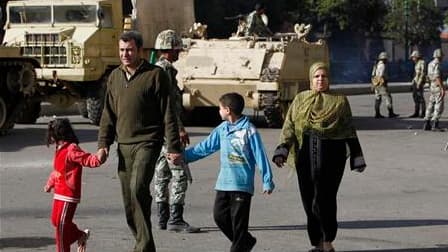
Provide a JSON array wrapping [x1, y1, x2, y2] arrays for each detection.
[[44, 185, 51, 193]]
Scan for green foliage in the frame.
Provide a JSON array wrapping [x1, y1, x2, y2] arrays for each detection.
[[307, 0, 388, 33], [383, 0, 442, 45]]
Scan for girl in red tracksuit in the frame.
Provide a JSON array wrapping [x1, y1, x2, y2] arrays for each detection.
[[44, 118, 104, 252]]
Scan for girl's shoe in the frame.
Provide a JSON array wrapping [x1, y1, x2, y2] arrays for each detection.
[[77, 229, 90, 252]]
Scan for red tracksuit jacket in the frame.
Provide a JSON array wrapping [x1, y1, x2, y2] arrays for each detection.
[[46, 142, 101, 203]]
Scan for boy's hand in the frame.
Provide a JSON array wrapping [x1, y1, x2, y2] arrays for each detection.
[[167, 152, 183, 165], [263, 189, 273, 195]]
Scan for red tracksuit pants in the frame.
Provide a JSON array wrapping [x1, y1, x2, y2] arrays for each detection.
[[51, 199, 84, 252]]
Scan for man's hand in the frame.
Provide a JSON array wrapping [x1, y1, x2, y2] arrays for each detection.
[[179, 129, 190, 147], [167, 152, 183, 165], [97, 148, 109, 164]]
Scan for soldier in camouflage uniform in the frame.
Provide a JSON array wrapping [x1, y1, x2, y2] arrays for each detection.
[[423, 49, 445, 131], [245, 3, 273, 37], [153, 30, 200, 233], [409, 50, 426, 118], [371, 52, 399, 118]]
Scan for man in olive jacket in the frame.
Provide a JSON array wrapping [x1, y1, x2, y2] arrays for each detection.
[[97, 30, 182, 252]]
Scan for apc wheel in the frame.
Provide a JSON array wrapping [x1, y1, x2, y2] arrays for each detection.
[[15, 100, 41, 124], [87, 97, 103, 125], [0, 96, 7, 129], [77, 101, 88, 118]]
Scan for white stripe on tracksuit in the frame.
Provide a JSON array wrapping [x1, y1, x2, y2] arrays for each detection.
[[58, 201, 69, 252]]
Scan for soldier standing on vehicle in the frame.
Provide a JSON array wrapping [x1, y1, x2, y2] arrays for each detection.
[[245, 3, 273, 37], [409, 50, 426, 118], [153, 30, 200, 233], [423, 49, 445, 131], [371, 51, 399, 118]]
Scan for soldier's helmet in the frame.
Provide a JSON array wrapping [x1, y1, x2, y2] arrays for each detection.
[[154, 30, 183, 50], [378, 52, 388, 60], [433, 48, 443, 58], [409, 50, 421, 58]]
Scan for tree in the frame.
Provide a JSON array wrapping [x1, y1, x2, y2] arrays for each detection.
[[383, 0, 443, 47], [308, 0, 388, 34]]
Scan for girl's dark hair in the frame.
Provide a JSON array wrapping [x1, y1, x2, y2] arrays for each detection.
[[46, 118, 79, 147], [219, 92, 245, 116]]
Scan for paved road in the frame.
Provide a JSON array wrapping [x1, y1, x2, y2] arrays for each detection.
[[1, 93, 447, 252]]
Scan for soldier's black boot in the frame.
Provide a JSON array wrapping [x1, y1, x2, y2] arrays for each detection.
[[409, 104, 419, 118], [420, 103, 426, 118], [157, 202, 170, 230], [423, 120, 432, 131], [388, 108, 399, 118], [167, 204, 200, 233], [432, 120, 442, 131], [374, 100, 384, 118]]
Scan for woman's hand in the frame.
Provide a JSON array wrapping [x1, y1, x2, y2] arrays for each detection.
[[272, 146, 289, 168], [273, 155, 286, 168]]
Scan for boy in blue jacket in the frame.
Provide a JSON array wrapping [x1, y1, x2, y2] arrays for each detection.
[[184, 92, 275, 252]]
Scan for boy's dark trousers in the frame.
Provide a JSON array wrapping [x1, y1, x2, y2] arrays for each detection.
[[213, 190, 256, 252]]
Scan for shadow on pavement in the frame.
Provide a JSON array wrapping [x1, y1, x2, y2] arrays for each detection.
[[0, 237, 53, 249], [340, 248, 448, 252], [200, 219, 448, 232], [0, 128, 99, 152], [353, 116, 447, 131]]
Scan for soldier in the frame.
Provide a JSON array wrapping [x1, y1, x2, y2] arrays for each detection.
[[245, 3, 273, 37], [153, 30, 200, 233], [409, 50, 426, 118], [371, 52, 399, 118], [423, 49, 445, 131]]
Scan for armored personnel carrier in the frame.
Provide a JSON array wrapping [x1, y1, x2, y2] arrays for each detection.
[[175, 25, 329, 127]]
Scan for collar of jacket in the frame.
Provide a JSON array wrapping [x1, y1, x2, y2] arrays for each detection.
[[224, 115, 249, 134], [119, 59, 153, 78]]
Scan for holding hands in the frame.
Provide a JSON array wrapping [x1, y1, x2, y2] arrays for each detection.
[[272, 146, 289, 168], [96, 148, 109, 164]]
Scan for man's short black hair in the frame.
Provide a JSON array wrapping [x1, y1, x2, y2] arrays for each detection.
[[219, 93, 245, 116], [255, 3, 265, 11], [120, 30, 143, 49]]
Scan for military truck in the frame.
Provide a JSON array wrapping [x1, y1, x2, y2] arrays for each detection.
[[1, 0, 194, 127], [175, 27, 329, 127], [0, 3, 41, 134]]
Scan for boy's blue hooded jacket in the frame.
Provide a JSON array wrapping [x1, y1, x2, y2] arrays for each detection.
[[185, 116, 275, 194]]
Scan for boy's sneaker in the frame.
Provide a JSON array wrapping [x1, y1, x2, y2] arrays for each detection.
[[77, 229, 90, 252], [242, 237, 257, 252]]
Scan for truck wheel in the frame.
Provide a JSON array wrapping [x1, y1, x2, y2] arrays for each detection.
[[15, 100, 41, 124], [77, 101, 88, 118], [86, 74, 107, 126]]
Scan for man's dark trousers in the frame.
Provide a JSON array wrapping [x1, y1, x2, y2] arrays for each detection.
[[118, 142, 162, 252]]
